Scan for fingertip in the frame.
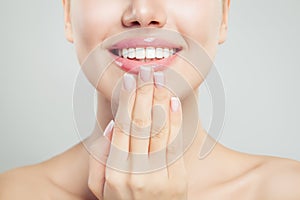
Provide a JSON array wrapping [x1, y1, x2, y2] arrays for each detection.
[[103, 120, 115, 138], [123, 73, 136, 92], [154, 71, 165, 89], [170, 97, 181, 112], [139, 65, 152, 82]]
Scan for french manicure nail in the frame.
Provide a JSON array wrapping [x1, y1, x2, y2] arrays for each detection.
[[171, 97, 180, 112], [154, 71, 165, 88], [140, 66, 152, 82], [103, 120, 115, 137], [123, 73, 136, 91]]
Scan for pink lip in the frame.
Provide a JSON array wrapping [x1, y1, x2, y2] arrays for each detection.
[[112, 54, 178, 74], [108, 37, 182, 74], [109, 37, 182, 49]]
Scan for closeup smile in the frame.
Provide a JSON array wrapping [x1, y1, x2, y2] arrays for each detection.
[[110, 47, 180, 61], [108, 37, 183, 74]]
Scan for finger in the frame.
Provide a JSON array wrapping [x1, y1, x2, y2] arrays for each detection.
[[108, 73, 136, 172], [88, 120, 114, 200], [166, 97, 186, 180], [112, 73, 136, 153], [130, 66, 154, 154], [149, 71, 171, 153]]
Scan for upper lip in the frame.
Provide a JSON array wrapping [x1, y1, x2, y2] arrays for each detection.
[[102, 28, 187, 52], [108, 37, 182, 50]]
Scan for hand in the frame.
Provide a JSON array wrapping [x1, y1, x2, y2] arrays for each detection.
[[88, 66, 188, 200]]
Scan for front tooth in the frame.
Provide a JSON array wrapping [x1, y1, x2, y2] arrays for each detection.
[[128, 48, 135, 59], [155, 48, 163, 59], [146, 47, 155, 59], [122, 48, 128, 58], [135, 48, 145, 59], [163, 48, 170, 58]]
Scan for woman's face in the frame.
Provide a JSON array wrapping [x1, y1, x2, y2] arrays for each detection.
[[63, 0, 229, 101]]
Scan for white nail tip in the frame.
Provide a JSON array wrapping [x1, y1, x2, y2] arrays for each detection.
[[123, 73, 136, 91], [140, 66, 152, 82], [171, 97, 180, 112], [154, 72, 164, 88], [103, 120, 114, 136]]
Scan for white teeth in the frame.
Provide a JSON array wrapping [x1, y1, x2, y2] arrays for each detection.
[[155, 48, 163, 59], [135, 48, 146, 59], [128, 48, 135, 59], [146, 47, 156, 59], [117, 47, 177, 59], [163, 48, 170, 58], [122, 48, 128, 59]]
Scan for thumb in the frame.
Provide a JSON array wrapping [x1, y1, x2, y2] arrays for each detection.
[[88, 120, 114, 200]]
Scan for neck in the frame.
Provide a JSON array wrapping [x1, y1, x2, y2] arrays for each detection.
[[44, 89, 216, 199]]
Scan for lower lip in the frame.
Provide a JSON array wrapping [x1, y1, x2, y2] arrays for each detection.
[[110, 53, 178, 74]]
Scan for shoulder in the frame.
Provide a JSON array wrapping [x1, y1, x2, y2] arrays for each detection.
[[0, 165, 81, 200], [258, 156, 300, 199], [0, 165, 52, 200], [220, 148, 300, 199]]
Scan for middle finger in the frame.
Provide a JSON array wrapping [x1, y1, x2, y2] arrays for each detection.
[[130, 66, 154, 154]]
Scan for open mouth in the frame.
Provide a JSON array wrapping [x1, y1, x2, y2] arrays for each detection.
[[109, 47, 182, 73], [110, 47, 181, 62], [107, 37, 183, 74]]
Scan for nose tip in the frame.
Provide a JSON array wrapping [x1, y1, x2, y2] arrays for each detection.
[[122, 2, 167, 28]]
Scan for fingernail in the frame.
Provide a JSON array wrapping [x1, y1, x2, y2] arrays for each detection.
[[103, 120, 114, 137], [140, 66, 152, 82], [171, 97, 180, 112], [154, 71, 165, 89], [123, 73, 136, 91]]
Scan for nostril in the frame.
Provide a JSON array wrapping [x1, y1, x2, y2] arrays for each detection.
[[131, 21, 140, 27], [150, 21, 160, 26], [125, 20, 160, 28], [122, 6, 167, 28]]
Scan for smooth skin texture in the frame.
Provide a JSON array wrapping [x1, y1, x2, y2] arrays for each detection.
[[1, 0, 300, 199], [94, 68, 187, 200]]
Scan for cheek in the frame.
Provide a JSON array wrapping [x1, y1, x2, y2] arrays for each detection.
[[70, 1, 127, 101], [170, 0, 222, 58], [71, 1, 123, 64], [165, 0, 222, 93]]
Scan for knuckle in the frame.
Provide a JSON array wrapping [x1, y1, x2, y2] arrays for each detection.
[[154, 89, 170, 102], [128, 176, 146, 192], [151, 126, 168, 141], [132, 117, 151, 128], [148, 179, 167, 196], [114, 121, 130, 135], [131, 119, 151, 139], [151, 134, 165, 145], [167, 143, 178, 155], [105, 172, 127, 191], [137, 84, 152, 96], [169, 181, 188, 197]]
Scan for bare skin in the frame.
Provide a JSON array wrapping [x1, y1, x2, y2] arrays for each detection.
[[1, 0, 300, 199], [1, 93, 300, 199]]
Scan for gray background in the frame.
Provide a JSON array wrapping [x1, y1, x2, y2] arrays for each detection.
[[0, 0, 299, 173]]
